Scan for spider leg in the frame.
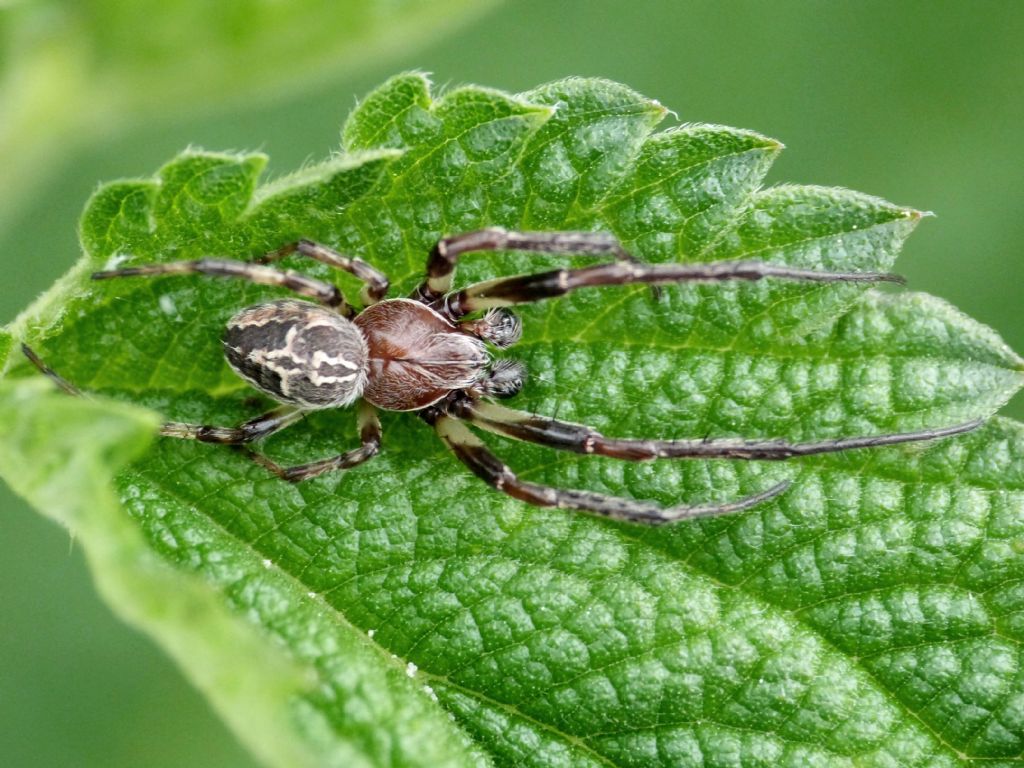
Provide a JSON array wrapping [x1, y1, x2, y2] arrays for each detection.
[[21, 344, 83, 396], [244, 400, 381, 482], [23, 344, 308, 446], [161, 406, 304, 444], [256, 240, 390, 306], [445, 259, 904, 316], [459, 399, 984, 459], [426, 411, 789, 525], [92, 258, 350, 313], [414, 228, 641, 303]]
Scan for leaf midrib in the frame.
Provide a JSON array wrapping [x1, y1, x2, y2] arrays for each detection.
[[67, 281, 1021, 414]]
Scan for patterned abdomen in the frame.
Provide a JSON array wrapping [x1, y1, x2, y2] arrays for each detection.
[[223, 299, 368, 408]]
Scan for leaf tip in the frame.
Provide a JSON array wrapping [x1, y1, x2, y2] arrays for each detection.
[[907, 207, 935, 221], [648, 97, 675, 121]]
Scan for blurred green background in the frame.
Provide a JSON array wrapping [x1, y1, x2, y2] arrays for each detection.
[[2, 1, 1022, 765]]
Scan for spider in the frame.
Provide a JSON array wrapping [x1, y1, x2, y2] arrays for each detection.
[[24, 228, 980, 524]]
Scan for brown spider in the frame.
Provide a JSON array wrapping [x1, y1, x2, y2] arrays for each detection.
[[24, 229, 980, 524]]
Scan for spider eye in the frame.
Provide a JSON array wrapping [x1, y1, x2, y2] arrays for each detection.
[[224, 299, 368, 409]]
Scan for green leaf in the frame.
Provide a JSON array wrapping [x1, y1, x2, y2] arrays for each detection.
[[0, 379, 482, 768], [0, 328, 11, 369], [5, 73, 1024, 766]]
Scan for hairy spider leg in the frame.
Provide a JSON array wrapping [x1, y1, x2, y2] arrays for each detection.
[[22, 343, 303, 444], [460, 400, 984, 460], [446, 258, 905, 316], [161, 406, 305, 444], [415, 228, 645, 303], [256, 240, 390, 306], [92, 258, 353, 315], [21, 344, 84, 396], [21, 344, 380, 479], [242, 400, 381, 482], [426, 412, 791, 525]]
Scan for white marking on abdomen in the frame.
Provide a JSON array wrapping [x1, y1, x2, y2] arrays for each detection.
[[311, 350, 359, 370]]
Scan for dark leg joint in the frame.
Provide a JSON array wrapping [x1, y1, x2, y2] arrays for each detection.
[[254, 438, 381, 483], [246, 401, 382, 482], [417, 229, 642, 306], [255, 242, 300, 262], [259, 240, 390, 305], [160, 407, 303, 445]]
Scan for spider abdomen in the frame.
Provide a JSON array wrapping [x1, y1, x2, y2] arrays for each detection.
[[355, 298, 489, 411], [223, 299, 368, 408]]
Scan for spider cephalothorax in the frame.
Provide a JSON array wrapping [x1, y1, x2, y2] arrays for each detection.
[[25, 229, 981, 524]]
